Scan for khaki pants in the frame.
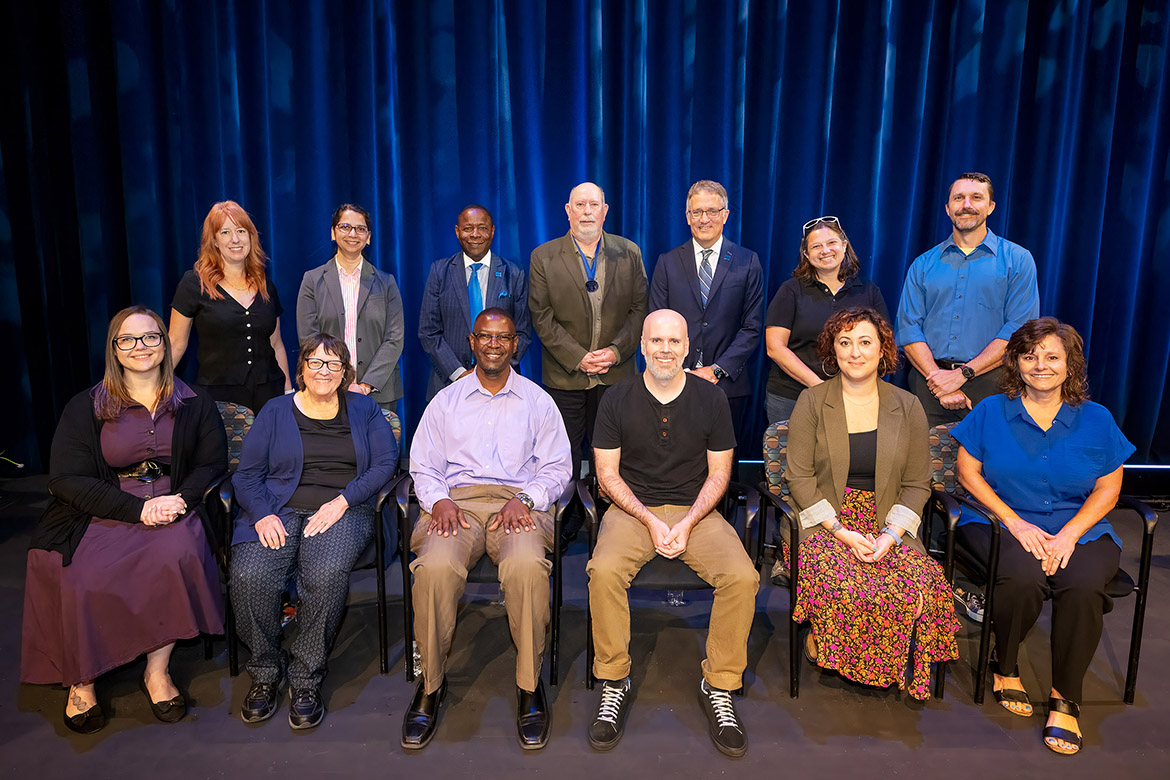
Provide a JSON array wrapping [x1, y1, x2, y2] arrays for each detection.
[[586, 504, 759, 690], [410, 484, 553, 694]]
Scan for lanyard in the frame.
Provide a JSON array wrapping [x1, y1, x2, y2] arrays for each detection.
[[572, 236, 601, 292]]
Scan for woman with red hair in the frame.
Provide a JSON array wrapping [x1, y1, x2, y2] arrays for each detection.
[[169, 201, 293, 412]]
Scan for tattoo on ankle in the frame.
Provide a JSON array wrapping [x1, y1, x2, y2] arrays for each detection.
[[70, 689, 87, 709]]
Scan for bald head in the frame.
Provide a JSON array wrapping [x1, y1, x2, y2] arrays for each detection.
[[566, 182, 609, 243], [642, 308, 687, 338]]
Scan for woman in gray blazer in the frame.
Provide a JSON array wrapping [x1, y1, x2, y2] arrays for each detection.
[[784, 306, 959, 700]]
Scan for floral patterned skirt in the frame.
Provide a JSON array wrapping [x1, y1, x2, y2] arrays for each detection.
[[791, 488, 960, 700]]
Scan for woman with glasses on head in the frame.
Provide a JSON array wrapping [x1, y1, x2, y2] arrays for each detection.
[[22, 306, 228, 734], [295, 203, 405, 410], [785, 306, 959, 701], [230, 333, 398, 730], [764, 216, 889, 424], [169, 200, 293, 414], [951, 318, 1133, 756]]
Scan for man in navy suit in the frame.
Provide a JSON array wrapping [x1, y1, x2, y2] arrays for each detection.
[[648, 180, 764, 449], [419, 205, 531, 400]]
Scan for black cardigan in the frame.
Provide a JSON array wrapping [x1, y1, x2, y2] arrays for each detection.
[[31, 383, 228, 565]]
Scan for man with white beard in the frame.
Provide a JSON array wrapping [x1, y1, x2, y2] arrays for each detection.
[[583, 309, 759, 758]]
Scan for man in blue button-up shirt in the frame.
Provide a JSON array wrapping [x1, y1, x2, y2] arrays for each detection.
[[895, 172, 1039, 425]]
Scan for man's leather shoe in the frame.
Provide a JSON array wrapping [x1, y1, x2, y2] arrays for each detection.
[[288, 687, 325, 729], [240, 678, 283, 723], [516, 680, 550, 750], [401, 678, 446, 749]]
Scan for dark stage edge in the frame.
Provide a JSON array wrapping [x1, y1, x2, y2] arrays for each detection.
[[1, 475, 1167, 779]]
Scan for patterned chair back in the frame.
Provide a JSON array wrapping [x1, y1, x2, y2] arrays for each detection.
[[763, 421, 790, 498], [216, 401, 255, 469], [383, 408, 402, 445], [928, 422, 963, 497]]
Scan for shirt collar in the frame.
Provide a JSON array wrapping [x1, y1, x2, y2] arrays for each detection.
[[335, 257, 364, 279], [940, 228, 998, 257], [463, 250, 492, 270], [461, 365, 522, 399], [1005, 393, 1079, 429], [692, 236, 724, 260]]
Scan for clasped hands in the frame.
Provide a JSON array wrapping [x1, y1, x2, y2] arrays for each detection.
[[140, 494, 187, 526], [578, 348, 617, 376], [833, 527, 896, 563], [647, 517, 691, 559], [926, 367, 973, 411], [254, 494, 349, 549], [1008, 518, 1076, 575], [426, 496, 536, 538]]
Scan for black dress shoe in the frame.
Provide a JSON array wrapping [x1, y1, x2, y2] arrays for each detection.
[[63, 703, 107, 735], [240, 678, 283, 723], [401, 678, 446, 749], [139, 677, 186, 724], [289, 687, 325, 729], [516, 680, 550, 750]]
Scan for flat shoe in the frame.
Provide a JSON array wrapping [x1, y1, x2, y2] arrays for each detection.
[[1043, 697, 1082, 756], [63, 702, 107, 735], [803, 634, 817, 665], [140, 677, 186, 723], [990, 661, 1032, 717]]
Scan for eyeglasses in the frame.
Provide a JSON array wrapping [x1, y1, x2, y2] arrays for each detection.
[[688, 208, 727, 220], [472, 332, 517, 346], [113, 333, 164, 351], [802, 215, 841, 235], [335, 223, 370, 236], [305, 358, 346, 372]]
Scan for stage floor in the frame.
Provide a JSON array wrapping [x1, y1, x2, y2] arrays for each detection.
[[1, 475, 1167, 779]]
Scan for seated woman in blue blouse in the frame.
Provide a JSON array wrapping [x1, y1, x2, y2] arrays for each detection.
[[231, 333, 398, 730], [952, 317, 1133, 756]]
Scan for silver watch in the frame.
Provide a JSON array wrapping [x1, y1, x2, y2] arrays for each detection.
[[515, 492, 535, 511]]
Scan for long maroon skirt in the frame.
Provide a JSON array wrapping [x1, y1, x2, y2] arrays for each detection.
[[21, 511, 225, 686]]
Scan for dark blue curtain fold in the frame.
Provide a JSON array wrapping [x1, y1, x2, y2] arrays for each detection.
[[2, 0, 1168, 468]]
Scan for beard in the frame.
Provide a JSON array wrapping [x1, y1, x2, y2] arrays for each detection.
[[646, 355, 682, 381]]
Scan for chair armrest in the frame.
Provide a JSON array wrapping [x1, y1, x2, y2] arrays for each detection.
[[578, 479, 598, 553], [395, 474, 415, 555], [727, 481, 763, 566], [928, 489, 961, 580], [1115, 494, 1159, 537]]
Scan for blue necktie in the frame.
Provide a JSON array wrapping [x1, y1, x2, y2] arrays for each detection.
[[699, 249, 713, 307], [468, 262, 484, 322]]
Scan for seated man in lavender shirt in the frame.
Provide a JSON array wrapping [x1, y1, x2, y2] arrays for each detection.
[[401, 308, 572, 752]]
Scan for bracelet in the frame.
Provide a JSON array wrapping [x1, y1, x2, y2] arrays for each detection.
[[881, 527, 903, 546]]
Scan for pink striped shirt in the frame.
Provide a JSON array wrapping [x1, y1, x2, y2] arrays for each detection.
[[336, 258, 363, 371]]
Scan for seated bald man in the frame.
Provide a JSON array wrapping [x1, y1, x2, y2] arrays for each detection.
[[402, 308, 572, 751], [585, 309, 759, 758]]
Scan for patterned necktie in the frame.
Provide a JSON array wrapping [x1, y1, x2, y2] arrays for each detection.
[[699, 249, 714, 307], [468, 262, 484, 322]]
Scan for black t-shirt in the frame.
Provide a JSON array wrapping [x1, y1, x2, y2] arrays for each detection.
[[171, 269, 285, 387], [288, 395, 357, 510], [764, 276, 889, 399], [593, 373, 736, 506], [845, 429, 877, 492]]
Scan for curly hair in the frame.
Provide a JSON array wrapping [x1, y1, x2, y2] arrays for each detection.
[[1000, 317, 1089, 405], [793, 218, 861, 284], [815, 306, 899, 377], [296, 333, 357, 394]]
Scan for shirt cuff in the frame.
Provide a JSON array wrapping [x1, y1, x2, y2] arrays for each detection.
[[522, 486, 552, 513], [448, 366, 467, 382], [798, 498, 837, 529], [607, 344, 622, 366], [884, 503, 921, 537], [995, 322, 1021, 341], [895, 326, 926, 348]]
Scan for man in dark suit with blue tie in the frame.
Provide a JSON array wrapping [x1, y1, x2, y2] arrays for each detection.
[[648, 180, 764, 451], [419, 205, 531, 400]]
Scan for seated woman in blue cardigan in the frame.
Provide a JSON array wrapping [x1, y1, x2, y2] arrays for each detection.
[[231, 332, 398, 730]]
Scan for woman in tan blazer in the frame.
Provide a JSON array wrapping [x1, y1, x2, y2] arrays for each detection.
[[785, 307, 959, 700]]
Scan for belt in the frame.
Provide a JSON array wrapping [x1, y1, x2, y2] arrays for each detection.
[[114, 460, 170, 482], [935, 359, 971, 370]]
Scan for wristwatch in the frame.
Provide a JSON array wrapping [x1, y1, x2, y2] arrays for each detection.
[[959, 364, 975, 381], [515, 493, 535, 511], [881, 527, 903, 546], [711, 365, 728, 381]]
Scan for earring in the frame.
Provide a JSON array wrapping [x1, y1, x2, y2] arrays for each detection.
[[821, 357, 840, 377]]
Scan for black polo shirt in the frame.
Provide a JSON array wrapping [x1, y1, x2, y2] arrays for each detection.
[[765, 276, 889, 400], [593, 373, 735, 506]]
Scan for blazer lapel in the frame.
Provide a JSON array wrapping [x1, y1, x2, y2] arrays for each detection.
[[447, 254, 473, 330], [705, 241, 735, 306], [558, 234, 590, 312], [874, 381, 901, 507], [356, 261, 375, 314], [485, 253, 506, 305], [822, 377, 849, 505], [322, 262, 344, 319]]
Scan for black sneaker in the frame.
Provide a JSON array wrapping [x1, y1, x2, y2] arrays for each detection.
[[288, 687, 324, 730], [240, 678, 283, 723], [588, 677, 632, 751], [698, 679, 747, 758]]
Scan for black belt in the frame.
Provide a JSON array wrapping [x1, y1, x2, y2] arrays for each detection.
[[935, 359, 971, 370], [115, 460, 170, 483]]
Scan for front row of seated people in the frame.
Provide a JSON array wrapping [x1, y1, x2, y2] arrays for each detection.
[[20, 304, 1132, 758]]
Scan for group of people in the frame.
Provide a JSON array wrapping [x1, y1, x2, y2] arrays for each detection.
[[20, 173, 1133, 760]]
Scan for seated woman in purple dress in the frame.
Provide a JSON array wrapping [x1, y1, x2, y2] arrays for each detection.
[[785, 307, 959, 700], [952, 317, 1134, 756], [230, 333, 398, 731], [21, 306, 228, 734]]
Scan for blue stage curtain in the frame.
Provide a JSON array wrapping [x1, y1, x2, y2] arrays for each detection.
[[1, 0, 1168, 466]]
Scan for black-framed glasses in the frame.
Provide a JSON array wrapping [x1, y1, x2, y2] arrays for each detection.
[[688, 207, 727, 220], [802, 215, 841, 235], [305, 358, 346, 372], [335, 223, 370, 236], [472, 332, 517, 346], [113, 333, 164, 351]]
